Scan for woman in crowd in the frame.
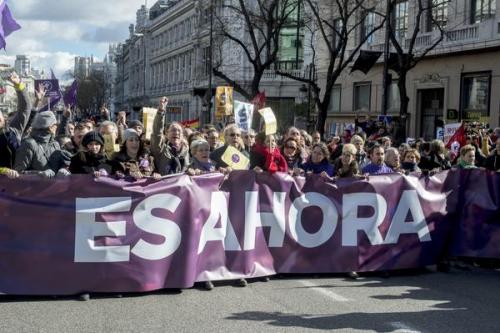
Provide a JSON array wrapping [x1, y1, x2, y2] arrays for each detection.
[[250, 132, 288, 173], [281, 137, 306, 173], [420, 139, 452, 171], [111, 129, 161, 180], [454, 144, 478, 169], [151, 97, 190, 175], [334, 143, 360, 178], [186, 139, 215, 176], [69, 131, 111, 177], [401, 149, 422, 173], [301, 142, 334, 178], [350, 135, 368, 169]]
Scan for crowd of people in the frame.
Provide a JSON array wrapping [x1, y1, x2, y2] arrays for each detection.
[[1, 75, 499, 183], [0, 73, 499, 294]]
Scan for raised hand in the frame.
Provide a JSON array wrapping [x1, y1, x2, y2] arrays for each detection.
[[159, 96, 169, 112], [7, 72, 21, 85], [35, 84, 46, 101]]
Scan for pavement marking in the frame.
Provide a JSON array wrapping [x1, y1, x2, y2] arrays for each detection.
[[297, 280, 350, 302], [389, 321, 422, 333]]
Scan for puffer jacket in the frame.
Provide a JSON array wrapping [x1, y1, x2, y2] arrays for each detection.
[[69, 151, 112, 175], [14, 130, 60, 173]]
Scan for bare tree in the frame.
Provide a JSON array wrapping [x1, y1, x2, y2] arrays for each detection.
[[387, 0, 448, 141], [277, 0, 386, 137], [212, 0, 299, 100]]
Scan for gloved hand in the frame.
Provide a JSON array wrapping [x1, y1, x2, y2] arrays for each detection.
[[57, 168, 71, 177], [38, 169, 56, 178]]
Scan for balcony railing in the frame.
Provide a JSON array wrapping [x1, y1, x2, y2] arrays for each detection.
[[445, 26, 478, 42]]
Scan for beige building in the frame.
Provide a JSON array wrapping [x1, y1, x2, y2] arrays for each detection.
[[315, 0, 500, 140]]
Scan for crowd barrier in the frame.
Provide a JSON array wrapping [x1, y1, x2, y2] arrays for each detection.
[[0, 170, 498, 295]]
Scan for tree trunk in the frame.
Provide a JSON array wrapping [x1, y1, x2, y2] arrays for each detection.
[[316, 101, 328, 138], [398, 72, 410, 143]]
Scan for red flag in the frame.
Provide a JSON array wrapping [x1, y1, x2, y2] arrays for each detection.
[[445, 123, 467, 149], [251, 91, 266, 110]]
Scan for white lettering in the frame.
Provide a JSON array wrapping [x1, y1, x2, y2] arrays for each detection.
[[243, 191, 286, 250], [342, 193, 386, 246], [198, 192, 241, 254], [74, 197, 131, 263], [289, 193, 339, 248], [385, 190, 431, 244], [131, 194, 182, 260]]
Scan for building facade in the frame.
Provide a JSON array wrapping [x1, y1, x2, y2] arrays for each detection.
[[114, 0, 306, 127], [318, 0, 500, 139], [14, 55, 30, 76]]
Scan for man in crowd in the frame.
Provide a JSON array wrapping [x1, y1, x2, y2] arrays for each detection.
[[484, 138, 500, 171], [242, 129, 256, 153], [207, 128, 221, 152], [385, 147, 401, 172], [210, 124, 248, 171], [362, 144, 394, 175]]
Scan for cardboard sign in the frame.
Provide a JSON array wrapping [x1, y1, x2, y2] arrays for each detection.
[[234, 101, 254, 132], [258, 107, 277, 136], [221, 145, 249, 170], [215, 86, 234, 121], [444, 123, 461, 145], [34, 79, 60, 98], [142, 107, 158, 140]]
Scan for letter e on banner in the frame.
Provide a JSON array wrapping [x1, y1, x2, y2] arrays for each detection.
[[74, 197, 131, 263]]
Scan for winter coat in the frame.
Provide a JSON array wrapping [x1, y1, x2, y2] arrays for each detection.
[[484, 152, 500, 171], [14, 130, 60, 173], [249, 144, 288, 173], [0, 88, 32, 168], [69, 151, 112, 175], [111, 152, 156, 177], [301, 158, 335, 177], [150, 111, 190, 175], [210, 144, 250, 170], [334, 158, 360, 178]]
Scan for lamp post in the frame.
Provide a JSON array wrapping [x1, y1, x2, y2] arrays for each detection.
[[381, 0, 391, 116], [206, 0, 215, 125]]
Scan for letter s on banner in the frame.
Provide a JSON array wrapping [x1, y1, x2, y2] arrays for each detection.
[[74, 197, 131, 263], [131, 194, 182, 260], [289, 193, 339, 248]]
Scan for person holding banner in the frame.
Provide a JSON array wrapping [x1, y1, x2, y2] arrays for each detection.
[[151, 97, 190, 175], [334, 144, 360, 178], [14, 111, 61, 178], [361, 144, 393, 175], [69, 131, 111, 177], [454, 145, 478, 169], [281, 137, 306, 174], [401, 149, 422, 173], [111, 129, 161, 180], [300, 143, 335, 178], [250, 132, 287, 174], [186, 139, 215, 176]]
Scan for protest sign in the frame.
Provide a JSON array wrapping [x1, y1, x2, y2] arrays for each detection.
[[221, 145, 249, 170], [444, 123, 461, 145], [142, 107, 158, 140], [258, 107, 277, 135], [215, 86, 234, 121], [234, 101, 254, 131]]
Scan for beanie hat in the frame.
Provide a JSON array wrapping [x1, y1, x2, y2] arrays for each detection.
[[122, 128, 140, 144], [32, 111, 57, 129], [128, 120, 144, 129], [82, 131, 104, 148]]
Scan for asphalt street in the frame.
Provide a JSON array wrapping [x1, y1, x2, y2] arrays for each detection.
[[1, 266, 499, 333]]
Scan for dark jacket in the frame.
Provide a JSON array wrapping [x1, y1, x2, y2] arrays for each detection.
[[484, 152, 500, 171], [419, 152, 451, 171], [301, 159, 335, 177], [111, 151, 156, 177], [334, 158, 360, 178], [0, 88, 32, 168], [69, 151, 112, 175], [14, 130, 60, 173]]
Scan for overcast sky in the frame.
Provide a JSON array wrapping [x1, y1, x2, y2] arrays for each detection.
[[0, 0, 146, 79]]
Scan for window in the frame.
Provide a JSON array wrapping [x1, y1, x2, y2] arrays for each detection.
[[461, 72, 491, 120], [426, 0, 448, 31], [471, 0, 496, 23], [328, 85, 341, 114], [353, 82, 371, 112], [393, 1, 409, 41], [360, 10, 376, 44], [333, 18, 343, 49]]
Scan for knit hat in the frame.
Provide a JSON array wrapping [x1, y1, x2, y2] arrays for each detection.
[[122, 128, 140, 144], [128, 120, 144, 129], [32, 111, 57, 129], [82, 131, 104, 147]]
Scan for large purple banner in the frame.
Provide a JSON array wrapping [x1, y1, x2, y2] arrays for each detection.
[[0, 170, 498, 295]]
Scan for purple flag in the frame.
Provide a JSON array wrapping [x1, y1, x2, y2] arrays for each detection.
[[64, 80, 78, 108], [0, 1, 21, 50]]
